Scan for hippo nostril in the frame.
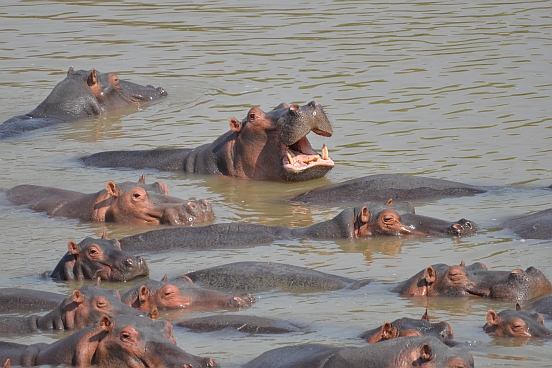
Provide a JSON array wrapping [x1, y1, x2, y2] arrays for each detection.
[[126, 258, 133, 266]]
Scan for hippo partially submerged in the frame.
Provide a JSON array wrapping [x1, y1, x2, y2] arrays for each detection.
[[0, 285, 144, 334], [5, 176, 213, 226], [394, 261, 552, 301], [45, 236, 149, 281], [0, 315, 216, 367], [83, 101, 334, 181], [0, 67, 167, 139], [116, 200, 476, 253], [502, 208, 552, 240], [483, 303, 552, 338], [242, 336, 474, 368]]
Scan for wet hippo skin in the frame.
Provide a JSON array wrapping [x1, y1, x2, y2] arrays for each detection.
[[83, 101, 335, 181], [5, 176, 213, 226], [0, 288, 66, 314], [175, 315, 303, 334], [0, 67, 167, 139], [502, 208, 552, 239], [483, 303, 552, 338]]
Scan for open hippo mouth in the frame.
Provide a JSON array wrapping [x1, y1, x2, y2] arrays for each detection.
[[282, 137, 333, 174]]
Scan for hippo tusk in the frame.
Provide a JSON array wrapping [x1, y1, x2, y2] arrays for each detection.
[[286, 152, 294, 165], [321, 144, 329, 160]]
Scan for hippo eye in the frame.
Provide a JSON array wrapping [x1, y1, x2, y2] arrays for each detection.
[[121, 332, 132, 341], [133, 193, 141, 198], [249, 113, 255, 120]]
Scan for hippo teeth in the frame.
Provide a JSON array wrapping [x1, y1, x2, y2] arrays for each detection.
[[286, 152, 294, 165], [321, 144, 329, 160]]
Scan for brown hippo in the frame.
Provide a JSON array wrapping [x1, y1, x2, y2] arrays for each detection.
[[116, 200, 476, 253], [360, 311, 455, 345], [82, 101, 334, 181], [483, 303, 552, 338], [179, 261, 372, 293], [0, 315, 216, 367], [5, 176, 214, 226], [0, 285, 144, 334], [0, 67, 167, 139], [394, 261, 552, 301], [119, 277, 255, 312], [290, 174, 487, 204], [45, 235, 149, 281], [502, 208, 552, 239], [242, 336, 474, 368]]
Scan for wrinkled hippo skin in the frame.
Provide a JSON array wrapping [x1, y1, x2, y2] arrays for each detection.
[[83, 101, 334, 181], [117, 201, 475, 253], [483, 303, 552, 337], [119, 278, 255, 311], [0, 285, 143, 334], [242, 336, 474, 368], [45, 236, 148, 281], [5, 176, 214, 226], [502, 208, 552, 239], [0, 315, 216, 368], [181, 261, 371, 292], [176, 315, 303, 334], [394, 261, 552, 301], [0, 67, 167, 139], [0, 289, 65, 314], [360, 311, 454, 345], [291, 174, 487, 204]]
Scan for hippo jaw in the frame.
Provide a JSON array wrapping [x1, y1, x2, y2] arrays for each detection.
[[281, 139, 334, 180]]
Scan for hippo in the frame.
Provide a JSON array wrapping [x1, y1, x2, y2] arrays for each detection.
[[530, 296, 552, 318], [242, 336, 474, 368], [5, 176, 214, 226], [290, 174, 487, 204], [359, 311, 455, 345], [83, 101, 335, 181], [176, 315, 303, 334], [0, 315, 216, 367], [119, 277, 255, 312], [0, 67, 167, 139], [483, 303, 552, 338], [179, 261, 371, 292], [116, 200, 476, 253], [0, 285, 144, 334], [393, 261, 552, 301], [502, 208, 552, 239], [45, 236, 149, 281], [0, 288, 65, 314]]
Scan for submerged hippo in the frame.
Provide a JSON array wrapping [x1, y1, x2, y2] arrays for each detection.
[[180, 261, 371, 292], [291, 174, 487, 204], [5, 176, 214, 226], [360, 311, 455, 345], [176, 315, 303, 334], [116, 200, 476, 253], [242, 336, 474, 368], [0, 288, 66, 314], [0, 285, 144, 334], [0, 67, 167, 139], [0, 315, 216, 367], [483, 303, 552, 338], [502, 208, 552, 240], [394, 261, 552, 301], [119, 277, 255, 312], [83, 101, 334, 181], [45, 236, 149, 281]]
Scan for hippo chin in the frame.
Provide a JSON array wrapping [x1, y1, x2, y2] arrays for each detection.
[[5, 175, 214, 226], [0, 67, 167, 139], [0, 315, 216, 368], [82, 101, 334, 181], [394, 261, 552, 301]]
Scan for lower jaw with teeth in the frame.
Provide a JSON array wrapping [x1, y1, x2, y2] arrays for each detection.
[[285, 144, 331, 168]]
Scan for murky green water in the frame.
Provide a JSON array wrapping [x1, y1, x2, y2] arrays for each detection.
[[0, 0, 551, 366]]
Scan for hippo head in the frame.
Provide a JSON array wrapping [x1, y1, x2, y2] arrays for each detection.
[[58, 285, 145, 330], [228, 101, 334, 181], [96, 180, 214, 225], [361, 311, 455, 344], [484, 303, 552, 338], [94, 315, 216, 368], [487, 267, 552, 301], [50, 237, 149, 281]]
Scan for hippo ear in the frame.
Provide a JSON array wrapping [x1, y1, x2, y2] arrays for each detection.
[[459, 260, 466, 267], [424, 266, 436, 284], [229, 118, 242, 133], [360, 206, 370, 224], [138, 173, 146, 183], [139, 285, 149, 304], [486, 310, 499, 325], [386, 198, 393, 206], [99, 315, 113, 332], [87, 68, 98, 87], [419, 343, 433, 362], [516, 303, 522, 311], [161, 274, 169, 282], [112, 239, 122, 250], [536, 312, 545, 325], [381, 322, 398, 340], [68, 240, 80, 255], [149, 307, 159, 321], [105, 181, 122, 198], [422, 309, 429, 322], [72, 289, 85, 304], [101, 231, 109, 240], [67, 66, 74, 75]]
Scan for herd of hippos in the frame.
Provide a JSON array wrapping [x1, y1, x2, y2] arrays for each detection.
[[0, 68, 551, 367]]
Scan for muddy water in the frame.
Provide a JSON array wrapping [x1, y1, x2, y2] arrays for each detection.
[[0, 0, 551, 366]]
